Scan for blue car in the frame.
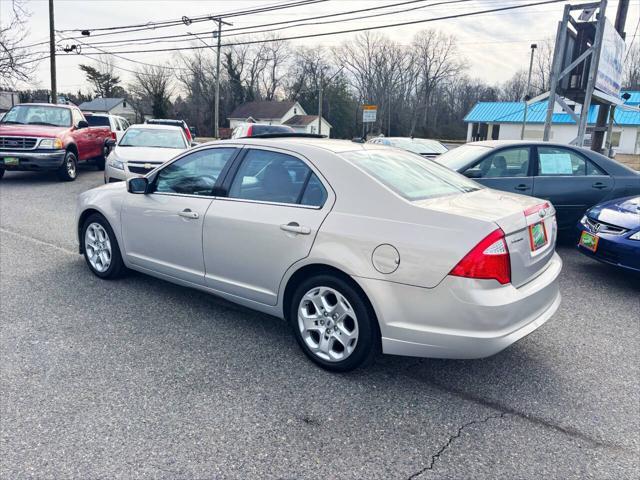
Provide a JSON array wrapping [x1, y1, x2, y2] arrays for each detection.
[[576, 196, 640, 272]]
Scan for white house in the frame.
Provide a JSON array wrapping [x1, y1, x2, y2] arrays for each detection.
[[464, 91, 640, 155], [228, 101, 332, 137], [78, 97, 138, 122]]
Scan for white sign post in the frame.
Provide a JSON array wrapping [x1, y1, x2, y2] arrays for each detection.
[[595, 19, 625, 97]]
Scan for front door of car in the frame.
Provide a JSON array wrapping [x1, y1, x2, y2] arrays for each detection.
[[121, 147, 239, 284], [71, 109, 92, 160], [532, 146, 614, 230], [461, 146, 533, 195], [203, 147, 333, 306]]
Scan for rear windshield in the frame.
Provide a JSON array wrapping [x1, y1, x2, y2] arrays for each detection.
[[435, 144, 492, 170], [342, 148, 482, 201], [119, 128, 186, 149], [85, 116, 110, 127], [251, 125, 295, 135]]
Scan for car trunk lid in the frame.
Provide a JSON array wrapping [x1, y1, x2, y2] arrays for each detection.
[[415, 189, 557, 287]]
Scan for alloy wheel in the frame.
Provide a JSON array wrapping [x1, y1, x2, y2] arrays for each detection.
[[85, 222, 112, 273], [298, 286, 359, 362]]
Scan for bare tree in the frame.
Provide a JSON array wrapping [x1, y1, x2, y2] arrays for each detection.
[[532, 39, 554, 94], [79, 55, 123, 97], [623, 44, 639, 90], [259, 36, 289, 101], [0, 0, 41, 88], [500, 69, 529, 101], [130, 64, 174, 118]]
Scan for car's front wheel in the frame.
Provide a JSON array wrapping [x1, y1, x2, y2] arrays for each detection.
[[81, 213, 125, 279], [57, 151, 77, 181], [289, 274, 379, 372]]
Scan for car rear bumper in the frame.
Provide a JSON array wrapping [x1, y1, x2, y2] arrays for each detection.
[[0, 150, 66, 170], [356, 252, 562, 359]]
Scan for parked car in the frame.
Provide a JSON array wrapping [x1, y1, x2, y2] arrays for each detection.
[[77, 137, 561, 371], [0, 103, 113, 181], [84, 113, 130, 142], [145, 118, 193, 144], [104, 124, 190, 183], [435, 140, 640, 231], [231, 123, 295, 138], [576, 196, 640, 272], [368, 136, 448, 159]]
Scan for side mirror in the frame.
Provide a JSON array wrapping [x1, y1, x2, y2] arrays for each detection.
[[77, 120, 89, 129], [127, 177, 148, 194], [105, 138, 116, 148], [464, 169, 483, 179]]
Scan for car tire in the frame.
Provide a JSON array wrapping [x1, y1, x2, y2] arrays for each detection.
[[95, 145, 108, 171], [0, 168, 4, 180], [81, 213, 126, 279], [57, 151, 78, 181], [288, 274, 380, 372]]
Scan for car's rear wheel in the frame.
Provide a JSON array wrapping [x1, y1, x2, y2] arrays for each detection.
[[95, 145, 109, 171], [289, 274, 379, 372], [81, 213, 125, 279], [57, 151, 77, 181], [0, 168, 4, 180]]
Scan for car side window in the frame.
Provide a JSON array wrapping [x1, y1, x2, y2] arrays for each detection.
[[537, 146, 604, 176], [228, 149, 315, 205], [469, 147, 530, 178], [300, 173, 328, 207], [154, 148, 236, 196]]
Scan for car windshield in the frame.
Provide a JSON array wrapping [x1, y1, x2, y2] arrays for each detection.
[[389, 138, 448, 154], [342, 148, 482, 201], [85, 115, 110, 127], [435, 144, 493, 170], [0, 105, 71, 127], [119, 128, 186, 149]]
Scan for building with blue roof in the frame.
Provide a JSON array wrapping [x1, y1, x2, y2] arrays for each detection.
[[463, 91, 639, 155]]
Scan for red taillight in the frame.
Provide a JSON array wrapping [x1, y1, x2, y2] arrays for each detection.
[[111, 131, 117, 140], [450, 228, 511, 285], [246, 124, 253, 137], [185, 127, 192, 141]]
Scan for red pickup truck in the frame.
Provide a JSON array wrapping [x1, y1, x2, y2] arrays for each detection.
[[0, 103, 112, 181]]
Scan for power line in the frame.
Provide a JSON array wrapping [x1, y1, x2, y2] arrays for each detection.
[[61, 0, 567, 56], [68, 0, 439, 48], [56, 0, 327, 39]]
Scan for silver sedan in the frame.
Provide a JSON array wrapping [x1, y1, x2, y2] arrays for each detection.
[[76, 138, 562, 371]]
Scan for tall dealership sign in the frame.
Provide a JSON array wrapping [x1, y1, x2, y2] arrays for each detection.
[[595, 18, 626, 97]]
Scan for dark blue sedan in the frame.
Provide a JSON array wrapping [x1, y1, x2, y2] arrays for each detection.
[[576, 196, 640, 272]]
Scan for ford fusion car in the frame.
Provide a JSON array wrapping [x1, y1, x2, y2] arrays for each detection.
[[104, 124, 189, 183], [577, 196, 640, 272], [77, 137, 562, 371]]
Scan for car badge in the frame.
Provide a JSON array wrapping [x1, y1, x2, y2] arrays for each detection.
[[144, 163, 152, 169], [538, 209, 546, 218], [592, 222, 600, 234]]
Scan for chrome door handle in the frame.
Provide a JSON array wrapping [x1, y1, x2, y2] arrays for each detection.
[[178, 208, 199, 219], [280, 222, 311, 235], [514, 184, 529, 191]]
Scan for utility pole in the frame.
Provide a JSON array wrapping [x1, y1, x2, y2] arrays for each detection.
[[214, 19, 222, 139], [48, 0, 57, 104], [521, 43, 537, 140], [317, 66, 343, 136], [591, 0, 629, 154]]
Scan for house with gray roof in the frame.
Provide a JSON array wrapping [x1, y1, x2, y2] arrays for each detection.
[[228, 100, 332, 137], [79, 97, 137, 122]]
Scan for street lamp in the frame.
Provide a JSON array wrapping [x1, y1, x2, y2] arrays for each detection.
[[521, 43, 537, 140]]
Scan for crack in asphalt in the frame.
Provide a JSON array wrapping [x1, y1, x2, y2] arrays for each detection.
[[407, 413, 507, 479]]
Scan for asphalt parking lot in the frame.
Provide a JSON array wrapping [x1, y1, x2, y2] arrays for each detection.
[[1, 168, 638, 479]]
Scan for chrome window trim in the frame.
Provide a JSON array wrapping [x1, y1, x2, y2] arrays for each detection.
[[214, 195, 323, 210]]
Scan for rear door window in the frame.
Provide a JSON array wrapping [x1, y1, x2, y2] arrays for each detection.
[[469, 147, 530, 178], [537, 146, 605, 176], [229, 149, 322, 205]]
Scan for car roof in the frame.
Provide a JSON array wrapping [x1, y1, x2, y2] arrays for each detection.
[[15, 103, 73, 109], [205, 137, 372, 154], [128, 124, 185, 131]]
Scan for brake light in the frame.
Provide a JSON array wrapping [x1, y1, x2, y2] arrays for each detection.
[[111, 131, 117, 140], [246, 124, 253, 137], [450, 228, 511, 285], [184, 127, 192, 141]]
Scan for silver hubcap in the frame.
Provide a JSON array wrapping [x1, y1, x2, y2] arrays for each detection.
[[298, 286, 359, 362], [67, 157, 76, 177], [85, 223, 112, 273]]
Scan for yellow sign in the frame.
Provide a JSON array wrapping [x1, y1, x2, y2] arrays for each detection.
[[362, 105, 377, 110]]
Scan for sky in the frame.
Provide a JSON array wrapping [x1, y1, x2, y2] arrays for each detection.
[[4, 0, 640, 94]]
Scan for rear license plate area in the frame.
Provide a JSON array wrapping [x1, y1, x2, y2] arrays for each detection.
[[529, 221, 548, 252]]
